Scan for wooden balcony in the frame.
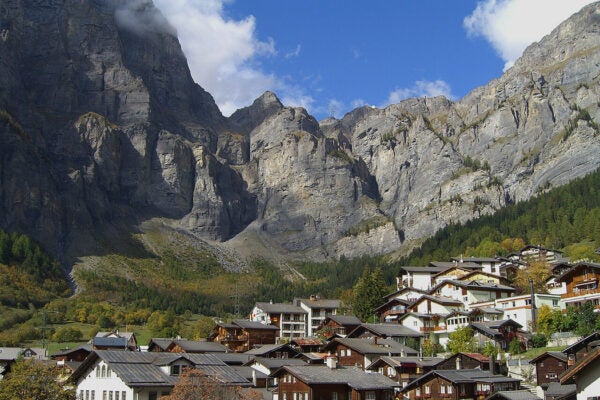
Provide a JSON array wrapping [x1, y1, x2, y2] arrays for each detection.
[[420, 326, 446, 332], [562, 287, 600, 299]]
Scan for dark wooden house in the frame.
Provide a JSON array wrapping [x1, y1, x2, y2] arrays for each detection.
[[529, 351, 568, 386], [209, 319, 279, 352]]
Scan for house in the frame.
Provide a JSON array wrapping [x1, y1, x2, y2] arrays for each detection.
[[494, 293, 562, 332], [294, 296, 341, 337], [70, 350, 250, 400], [431, 279, 515, 307], [509, 245, 564, 264], [560, 347, 600, 400], [50, 345, 93, 363], [435, 352, 495, 371], [250, 301, 307, 340], [400, 368, 521, 400], [244, 343, 299, 359], [316, 315, 362, 338], [561, 332, 600, 366], [529, 352, 568, 386], [271, 357, 399, 400], [347, 322, 422, 344], [366, 355, 443, 387], [321, 337, 418, 369], [470, 319, 525, 351], [147, 338, 174, 352], [375, 297, 412, 322], [397, 266, 449, 291], [209, 319, 279, 352], [289, 338, 324, 353], [243, 356, 308, 389], [92, 331, 137, 351], [450, 257, 505, 276], [555, 262, 600, 310]]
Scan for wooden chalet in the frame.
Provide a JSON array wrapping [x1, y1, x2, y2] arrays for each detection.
[[271, 357, 398, 400], [316, 315, 362, 338], [321, 337, 418, 370], [561, 331, 600, 366], [470, 319, 525, 351], [529, 351, 568, 386], [209, 319, 279, 352], [244, 343, 299, 359], [366, 355, 443, 387], [555, 261, 600, 309], [435, 352, 494, 371], [400, 369, 520, 400]]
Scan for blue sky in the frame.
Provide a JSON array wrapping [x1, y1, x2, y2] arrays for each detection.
[[152, 0, 594, 120]]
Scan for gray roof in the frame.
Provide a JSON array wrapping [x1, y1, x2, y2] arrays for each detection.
[[325, 338, 418, 356], [327, 315, 362, 325], [437, 279, 515, 292], [50, 345, 92, 358], [451, 257, 500, 263], [429, 261, 482, 270], [471, 319, 523, 338], [71, 351, 249, 388], [350, 323, 423, 338], [402, 369, 520, 392], [233, 319, 279, 330], [245, 343, 296, 356], [295, 298, 341, 309], [0, 347, 24, 361], [246, 357, 307, 370], [545, 382, 576, 397], [399, 266, 448, 274], [170, 339, 229, 353], [92, 337, 128, 348], [275, 365, 399, 390], [148, 338, 174, 350], [231, 365, 268, 381], [255, 302, 306, 314], [474, 307, 505, 315], [486, 390, 541, 400], [210, 352, 253, 365], [367, 356, 444, 370], [413, 294, 464, 306]]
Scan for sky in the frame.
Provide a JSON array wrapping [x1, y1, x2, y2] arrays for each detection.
[[152, 0, 595, 120]]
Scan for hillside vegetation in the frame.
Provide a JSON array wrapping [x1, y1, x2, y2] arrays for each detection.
[[2, 168, 600, 346]]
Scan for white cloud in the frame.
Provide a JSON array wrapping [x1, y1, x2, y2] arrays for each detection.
[[464, 0, 595, 70], [153, 0, 290, 116], [285, 44, 302, 59], [386, 80, 454, 105]]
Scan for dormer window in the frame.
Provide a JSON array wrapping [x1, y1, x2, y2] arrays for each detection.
[[171, 365, 181, 375]]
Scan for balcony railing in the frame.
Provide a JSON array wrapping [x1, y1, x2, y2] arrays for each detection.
[[563, 287, 600, 299], [222, 334, 248, 342]]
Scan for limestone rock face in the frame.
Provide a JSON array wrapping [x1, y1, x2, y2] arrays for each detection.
[[1, 0, 600, 265]]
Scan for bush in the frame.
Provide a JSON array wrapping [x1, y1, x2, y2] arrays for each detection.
[[531, 333, 548, 348], [52, 326, 83, 342], [508, 338, 523, 355]]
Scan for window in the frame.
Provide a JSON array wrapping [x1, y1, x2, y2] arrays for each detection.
[[91, 391, 95, 400], [80, 391, 84, 400], [425, 386, 430, 395], [121, 392, 125, 400], [416, 388, 421, 397], [365, 392, 376, 400], [86, 391, 89, 400], [293, 393, 297, 400], [347, 349, 351, 356], [332, 394, 338, 400], [115, 393, 119, 400], [103, 391, 107, 400], [107, 367, 111, 378], [340, 349, 345, 357], [101, 365, 106, 377], [447, 386, 453, 394], [547, 373, 558, 379], [149, 393, 157, 400], [440, 386, 446, 394], [171, 365, 181, 375], [108, 392, 113, 400], [283, 394, 287, 400]]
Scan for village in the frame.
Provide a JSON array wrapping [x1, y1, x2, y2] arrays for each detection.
[[2, 244, 600, 400]]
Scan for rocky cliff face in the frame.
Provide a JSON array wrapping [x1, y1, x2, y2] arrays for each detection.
[[1, 0, 599, 267]]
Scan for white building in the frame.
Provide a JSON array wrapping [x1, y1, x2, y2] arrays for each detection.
[[250, 301, 307, 340], [294, 296, 340, 336], [71, 350, 249, 400]]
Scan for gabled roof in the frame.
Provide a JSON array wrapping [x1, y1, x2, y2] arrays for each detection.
[[451, 256, 501, 263], [429, 261, 482, 270], [560, 347, 600, 383], [0, 347, 24, 361], [167, 339, 229, 353], [244, 343, 297, 356], [92, 337, 128, 348], [470, 319, 523, 338], [432, 279, 515, 293], [271, 365, 398, 390], [294, 298, 341, 309], [374, 298, 411, 313], [347, 323, 422, 339], [50, 345, 92, 358], [438, 352, 490, 366], [147, 338, 174, 351], [409, 294, 464, 307], [254, 302, 306, 314], [555, 261, 600, 283], [366, 356, 444, 370], [325, 314, 362, 326], [401, 369, 520, 392], [244, 356, 307, 370], [210, 352, 252, 365], [545, 382, 576, 398], [232, 319, 279, 330], [457, 270, 510, 285], [383, 287, 429, 301], [322, 337, 418, 356], [71, 350, 249, 387], [562, 331, 600, 355], [398, 266, 448, 274], [529, 351, 568, 364]]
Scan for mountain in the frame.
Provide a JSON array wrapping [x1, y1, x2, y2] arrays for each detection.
[[0, 0, 599, 273]]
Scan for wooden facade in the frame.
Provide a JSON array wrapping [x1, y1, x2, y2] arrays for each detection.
[[326, 342, 365, 368], [529, 352, 567, 386], [435, 353, 490, 371], [210, 321, 278, 352]]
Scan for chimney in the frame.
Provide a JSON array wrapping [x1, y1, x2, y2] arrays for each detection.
[[456, 355, 462, 370], [326, 352, 337, 369]]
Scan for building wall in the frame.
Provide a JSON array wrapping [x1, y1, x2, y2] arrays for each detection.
[[574, 357, 600, 400], [534, 357, 567, 386], [76, 360, 135, 400], [332, 344, 364, 368]]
